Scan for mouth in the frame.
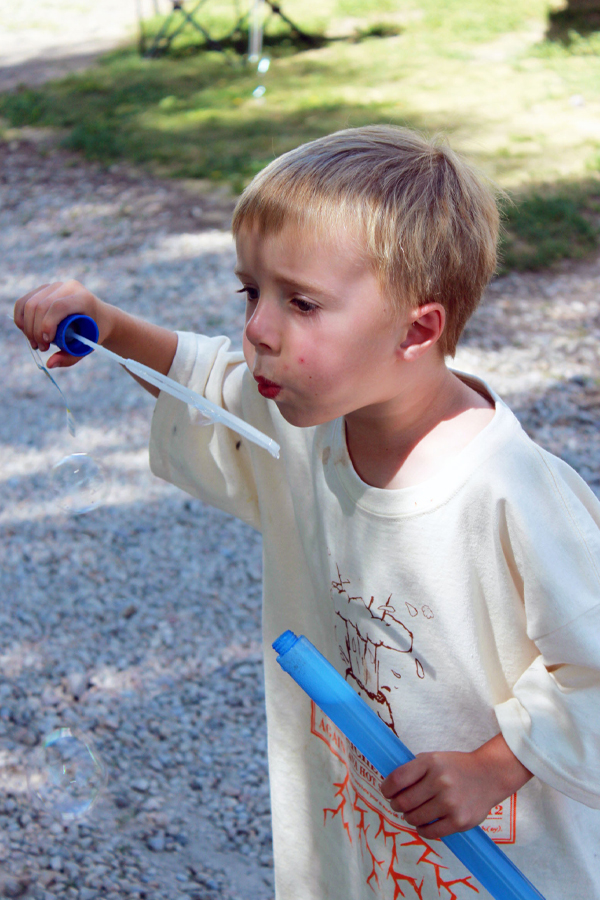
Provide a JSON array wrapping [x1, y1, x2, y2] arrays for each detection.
[[254, 375, 282, 399]]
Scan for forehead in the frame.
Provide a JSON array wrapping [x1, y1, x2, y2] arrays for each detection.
[[234, 219, 370, 275]]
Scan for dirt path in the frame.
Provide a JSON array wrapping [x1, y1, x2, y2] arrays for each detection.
[[0, 0, 142, 91]]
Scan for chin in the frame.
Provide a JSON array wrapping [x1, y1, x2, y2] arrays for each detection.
[[275, 403, 330, 429]]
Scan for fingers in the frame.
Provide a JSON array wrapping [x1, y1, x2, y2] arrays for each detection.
[[397, 794, 472, 835], [388, 782, 478, 839], [400, 794, 442, 829], [13, 284, 51, 339], [381, 756, 428, 800], [14, 280, 98, 354], [22, 283, 62, 351], [46, 350, 82, 370], [388, 780, 436, 818], [14, 280, 99, 369], [381, 757, 438, 829], [414, 803, 477, 839], [381, 751, 493, 839], [415, 815, 457, 841]]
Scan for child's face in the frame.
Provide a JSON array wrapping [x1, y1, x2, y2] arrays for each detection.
[[235, 221, 412, 428]]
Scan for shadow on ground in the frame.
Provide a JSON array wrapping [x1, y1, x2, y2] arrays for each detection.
[[546, 4, 600, 42]]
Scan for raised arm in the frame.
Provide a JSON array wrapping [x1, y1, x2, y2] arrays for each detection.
[[13, 280, 178, 396]]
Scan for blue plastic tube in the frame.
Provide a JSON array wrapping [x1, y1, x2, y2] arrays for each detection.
[[273, 630, 547, 900]]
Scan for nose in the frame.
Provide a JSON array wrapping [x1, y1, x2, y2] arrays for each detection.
[[244, 298, 281, 354]]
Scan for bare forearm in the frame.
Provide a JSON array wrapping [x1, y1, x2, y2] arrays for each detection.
[[472, 732, 533, 804], [101, 304, 178, 396]]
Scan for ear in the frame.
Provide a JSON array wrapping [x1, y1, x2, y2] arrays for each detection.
[[397, 303, 445, 361]]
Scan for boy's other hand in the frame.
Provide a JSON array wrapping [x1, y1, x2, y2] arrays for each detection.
[[13, 280, 107, 368], [380, 733, 532, 839]]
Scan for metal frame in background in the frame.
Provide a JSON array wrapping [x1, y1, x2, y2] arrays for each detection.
[[138, 0, 317, 58]]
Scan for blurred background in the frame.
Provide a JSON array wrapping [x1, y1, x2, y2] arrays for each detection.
[[1, 0, 599, 271]]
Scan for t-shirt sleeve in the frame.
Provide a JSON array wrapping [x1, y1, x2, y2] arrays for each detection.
[[149, 331, 266, 530], [494, 446, 600, 808]]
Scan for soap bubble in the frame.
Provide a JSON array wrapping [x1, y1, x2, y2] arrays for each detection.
[[51, 453, 108, 514], [28, 728, 107, 821], [252, 85, 266, 99], [257, 56, 270, 74]]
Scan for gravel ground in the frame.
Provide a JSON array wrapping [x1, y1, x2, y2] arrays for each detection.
[[1, 119, 600, 900], [0, 141, 272, 900]]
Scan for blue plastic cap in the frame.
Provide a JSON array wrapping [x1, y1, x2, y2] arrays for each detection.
[[54, 314, 99, 357], [272, 630, 299, 657]]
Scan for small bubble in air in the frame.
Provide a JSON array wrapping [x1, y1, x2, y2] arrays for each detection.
[[51, 453, 108, 515], [257, 57, 270, 74], [28, 728, 107, 821], [252, 85, 266, 99]]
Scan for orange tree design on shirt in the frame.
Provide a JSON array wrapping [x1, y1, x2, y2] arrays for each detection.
[[324, 760, 479, 899]]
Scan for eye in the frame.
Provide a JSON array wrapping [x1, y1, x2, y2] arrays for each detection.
[[292, 297, 318, 314], [236, 285, 259, 303]]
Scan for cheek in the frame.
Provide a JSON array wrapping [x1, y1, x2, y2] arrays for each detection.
[[296, 354, 319, 383], [298, 357, 340, 392]]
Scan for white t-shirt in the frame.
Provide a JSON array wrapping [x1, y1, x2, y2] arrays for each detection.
[[150, 332, 600, 900]]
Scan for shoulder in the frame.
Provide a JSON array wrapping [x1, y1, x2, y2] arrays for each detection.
[[454, 372, 599, 514], [465, 392, 600, 637], [454, 384, 600, 567], [485, 401, 599, 519]]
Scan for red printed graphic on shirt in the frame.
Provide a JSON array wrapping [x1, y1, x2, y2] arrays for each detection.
[[313, 704, 479, 898], [316, 567, 517, 896], [313, 705, 517, 898], [480, 798, 516, 843], [330, 565, 431, 731]]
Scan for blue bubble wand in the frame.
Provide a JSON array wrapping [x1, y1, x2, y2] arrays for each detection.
[[273, 630, 547, 900], [52, 314, 280, 459]]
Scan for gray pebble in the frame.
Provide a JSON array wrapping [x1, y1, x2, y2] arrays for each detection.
[[146, 833, 166, 853], [0, 876, 29, 898]]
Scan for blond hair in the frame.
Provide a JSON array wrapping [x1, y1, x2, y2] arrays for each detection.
[[232, 126, 499, 356]]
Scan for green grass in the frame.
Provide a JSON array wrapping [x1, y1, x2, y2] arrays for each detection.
[[499, 185, 600, 272], [2, 0, 600, 271]]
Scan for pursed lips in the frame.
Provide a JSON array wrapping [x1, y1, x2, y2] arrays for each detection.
[[254, 375, 282, 399]]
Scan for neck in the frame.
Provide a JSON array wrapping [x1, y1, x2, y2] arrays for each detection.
[[344, 360, 494, 490]]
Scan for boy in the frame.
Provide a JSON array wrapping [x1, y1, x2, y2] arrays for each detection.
[[14, 126, 600, 900]]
